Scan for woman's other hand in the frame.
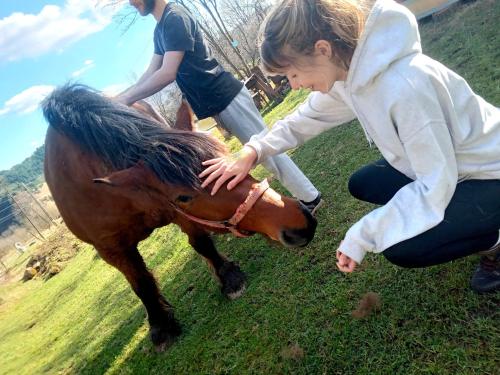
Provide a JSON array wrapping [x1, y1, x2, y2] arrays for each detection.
[[199, 145, 257, 195], [336, 246, 358, 273]]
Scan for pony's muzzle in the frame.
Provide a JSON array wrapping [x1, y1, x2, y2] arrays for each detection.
[[279, 204, 317, 247]]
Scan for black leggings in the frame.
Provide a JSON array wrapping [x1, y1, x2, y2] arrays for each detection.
[[348, 159, 500, 268]]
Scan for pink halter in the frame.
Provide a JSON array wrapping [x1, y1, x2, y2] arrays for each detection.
[[172, 179, 270, 237]]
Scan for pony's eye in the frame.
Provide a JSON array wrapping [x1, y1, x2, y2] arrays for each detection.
[[176, 195, 192, 203]]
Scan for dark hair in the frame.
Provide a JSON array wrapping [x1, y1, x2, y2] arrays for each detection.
[[143, 0, 156, 15], [42, 84, 226, 189]]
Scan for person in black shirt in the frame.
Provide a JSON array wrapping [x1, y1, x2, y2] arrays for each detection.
[[117, 0, 322, 211]]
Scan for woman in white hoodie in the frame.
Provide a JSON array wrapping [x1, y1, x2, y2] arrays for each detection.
[[199, 0, 500, 293]]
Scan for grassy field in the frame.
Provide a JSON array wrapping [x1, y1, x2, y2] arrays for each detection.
[[1, 1, 499, 374]]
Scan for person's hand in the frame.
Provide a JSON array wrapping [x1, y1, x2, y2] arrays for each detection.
[[199, 145, 257, 195], [336, 244, 358, 273], [114, 94, 131, 107]]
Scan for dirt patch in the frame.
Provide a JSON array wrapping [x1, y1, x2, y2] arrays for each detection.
[[22, 227, 82, 281], [352, 292, 382, 319], [0, 270, 17, 284], [280, 342, 305, 361]]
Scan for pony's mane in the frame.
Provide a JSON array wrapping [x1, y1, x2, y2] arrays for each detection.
[[42, 84, 226, 189]]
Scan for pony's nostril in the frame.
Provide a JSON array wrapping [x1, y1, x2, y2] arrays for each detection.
[[283, 231, 305, 247], [278, 200, 317, 247], [280, 224, 316, 248]]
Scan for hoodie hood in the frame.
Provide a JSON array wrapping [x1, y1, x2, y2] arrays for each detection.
[[348, 0, 422, 91]]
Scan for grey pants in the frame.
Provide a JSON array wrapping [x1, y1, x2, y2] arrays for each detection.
[[215, 87, 318, 202]]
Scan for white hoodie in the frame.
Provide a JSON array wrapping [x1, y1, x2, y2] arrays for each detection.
[[246, 0, 500, 263]]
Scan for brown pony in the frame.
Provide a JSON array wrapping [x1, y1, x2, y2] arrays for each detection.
[[42, 84, 316, 350]]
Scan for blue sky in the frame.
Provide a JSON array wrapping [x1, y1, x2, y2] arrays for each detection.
[[0, 0, 158, 172]]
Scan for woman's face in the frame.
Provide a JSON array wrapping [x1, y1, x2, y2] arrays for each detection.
[[280, 40, 348, 94]]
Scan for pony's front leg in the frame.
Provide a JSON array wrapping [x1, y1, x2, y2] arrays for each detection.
[[181, 222, 247, 299], [96, 246, 181, 351]]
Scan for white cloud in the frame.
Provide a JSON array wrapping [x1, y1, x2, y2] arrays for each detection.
[[0, 1, 124, 62], [0, 85, 55, 116], [71, 59, 96, 77]]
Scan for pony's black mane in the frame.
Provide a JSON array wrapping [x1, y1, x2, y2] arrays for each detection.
[[42, 84, 226, 189]]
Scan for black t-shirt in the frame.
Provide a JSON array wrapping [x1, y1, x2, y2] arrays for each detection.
[[154, 3, 243, 119]]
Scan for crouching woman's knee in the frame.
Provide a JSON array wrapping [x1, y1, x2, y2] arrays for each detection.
[[383, 246, 418, 268], [348, 172, 368, 201]]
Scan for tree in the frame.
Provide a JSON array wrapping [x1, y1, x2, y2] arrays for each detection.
[[148, 83, 183, 126], [221, 0, 269, 67]]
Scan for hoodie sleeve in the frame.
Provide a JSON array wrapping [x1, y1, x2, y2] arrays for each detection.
[[340, 78, 458, 264], [246, 90, 356, 163]]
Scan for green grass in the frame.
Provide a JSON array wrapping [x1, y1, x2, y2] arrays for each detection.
[[1, 1, 499, 374]]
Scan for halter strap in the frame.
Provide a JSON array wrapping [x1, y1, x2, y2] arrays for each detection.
[[171, 179, 270, 237]]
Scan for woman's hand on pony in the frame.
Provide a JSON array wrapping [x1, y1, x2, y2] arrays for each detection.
[[336, 244, 359, 273], [200, 145, 257, 195]]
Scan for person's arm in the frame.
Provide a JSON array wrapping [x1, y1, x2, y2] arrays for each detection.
[[246, 91, 356, 163], [118, 54, 163, 99], [200, 91, 356, 195], [116, 51, 184, 106]]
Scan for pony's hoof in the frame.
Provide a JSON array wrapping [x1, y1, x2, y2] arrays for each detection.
[[227, 284, 246, 300], [219, 261, 247, 299], [155, 341, 170, 353], [150, 320, 181, 351]]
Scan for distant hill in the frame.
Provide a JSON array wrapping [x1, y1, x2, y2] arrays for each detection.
[[0, 145, 45, 191]]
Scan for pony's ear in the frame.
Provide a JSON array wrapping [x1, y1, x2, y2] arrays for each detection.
[[93, 163, 148, 188], [173, 99, 195, 131]]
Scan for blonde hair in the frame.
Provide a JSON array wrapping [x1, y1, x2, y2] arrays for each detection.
[[260, 0, 368, 73]]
